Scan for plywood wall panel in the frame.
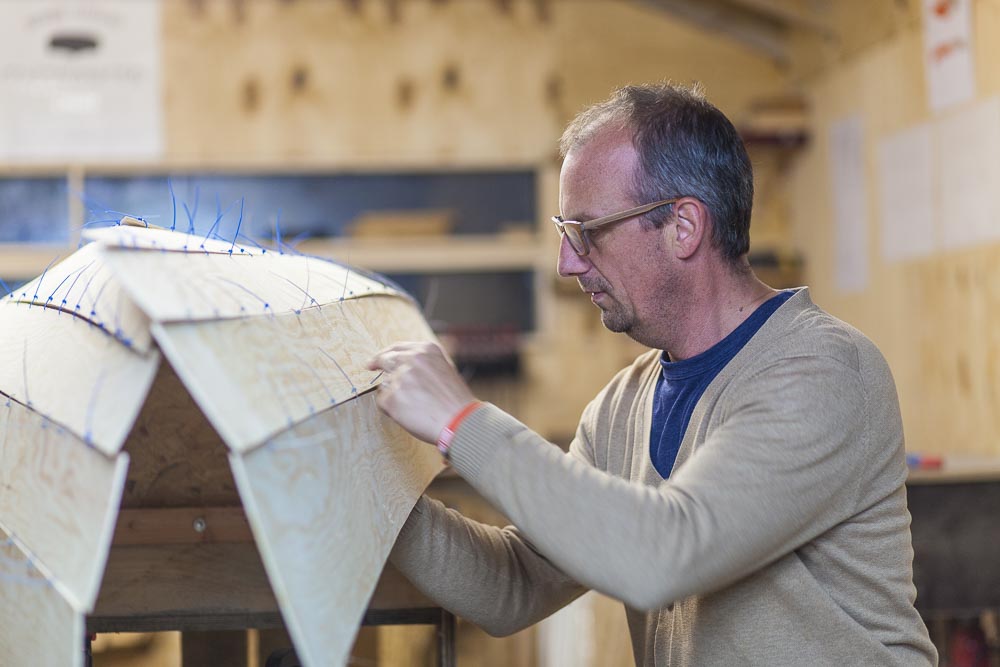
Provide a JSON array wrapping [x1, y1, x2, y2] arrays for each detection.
[[789, 0, 1000, 457], [162, 0, 557, 166]]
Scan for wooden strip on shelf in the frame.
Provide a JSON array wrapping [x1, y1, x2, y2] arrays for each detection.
[[298, 234, 541, 274], [0, 399, 129, 612], [152, 294, 434, 453], [0, 243, 74, 281], [0, 528, 83, 667], [0, 301, 161, 457], [113, 507, 254, 546], [229, 392, 443, 667]]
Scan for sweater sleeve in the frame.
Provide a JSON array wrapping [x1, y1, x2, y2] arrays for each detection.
[[445, 353, 873, 611], [388, 417, 596, 636]]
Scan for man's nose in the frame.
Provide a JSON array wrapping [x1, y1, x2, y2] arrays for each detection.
[[557, 234, 590, 277]]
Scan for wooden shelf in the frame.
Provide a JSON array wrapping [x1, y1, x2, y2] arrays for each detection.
[[297, 235, 542, 274], [0, 243, 73, 281], [0, 235, 543, 282]]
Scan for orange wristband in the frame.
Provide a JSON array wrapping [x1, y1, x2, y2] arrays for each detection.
[[436, 401, 483, 460]]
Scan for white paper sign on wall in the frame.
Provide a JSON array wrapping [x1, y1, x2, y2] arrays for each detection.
[[923, 0, 976, 113], [829, 115, 870, 293], [0, 1, 163, 162]]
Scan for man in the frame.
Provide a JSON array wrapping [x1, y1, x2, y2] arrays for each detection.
[[368, 83, 937, 666]]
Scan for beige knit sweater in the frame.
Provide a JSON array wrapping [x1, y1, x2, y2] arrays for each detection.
[[390, 288, 937, 666]]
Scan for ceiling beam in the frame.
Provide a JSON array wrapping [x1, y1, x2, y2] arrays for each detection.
[[633, 0, 789, 64], [726, 0, 833, 36]]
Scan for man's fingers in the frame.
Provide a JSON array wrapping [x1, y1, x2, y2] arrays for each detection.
[[366, 341, 444, 371], [367, 345, 410, 371]]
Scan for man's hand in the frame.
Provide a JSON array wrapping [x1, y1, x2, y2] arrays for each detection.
[[367, 341, 477, 444]]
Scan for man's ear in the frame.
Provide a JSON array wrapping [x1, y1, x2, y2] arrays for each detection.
[[671, 198, 708, 260]]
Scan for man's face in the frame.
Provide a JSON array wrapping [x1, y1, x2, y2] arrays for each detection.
[[557, 129, 674, 341]]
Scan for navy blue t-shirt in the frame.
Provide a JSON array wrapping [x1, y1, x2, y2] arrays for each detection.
[[649, 290, 795, 478]]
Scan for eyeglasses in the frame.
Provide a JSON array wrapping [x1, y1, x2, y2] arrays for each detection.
[[551, 198, 679, 256]]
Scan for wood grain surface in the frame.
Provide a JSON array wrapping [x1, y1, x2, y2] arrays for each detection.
[[5, 241, 155, 353], [120, 360, 241, 509], [0, 301, 160, 457], [0, 399, 129, 611], [153, 294, 433, 453], [90, 225, 398, 323], [0, 527, 82, 667], [230, 391, 443, 667]]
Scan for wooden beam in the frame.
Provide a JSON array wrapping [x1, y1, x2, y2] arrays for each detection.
[[633, 0, 788, 63], [113, 507, 254, 546], [88, 543, 440, 634], [726, 0, 832, 35], [89, 542, 280, 632], [298, 235, 540, 274]]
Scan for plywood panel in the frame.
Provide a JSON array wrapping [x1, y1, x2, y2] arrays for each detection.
[[121, 360, 240, 509], [0, 528, 82, 667], [230, 392, 443, 667], [162, 0, 557, 166], [0, 301, 160, 456], [153, 294, 433, 453], [89, 225, 396, 323], [7, 241, 154, 353], [0, 399, 128, 611]]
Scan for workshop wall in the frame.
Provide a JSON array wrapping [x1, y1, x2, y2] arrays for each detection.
[[787, 0, 1000, 458], [158, 0, 794, 443]]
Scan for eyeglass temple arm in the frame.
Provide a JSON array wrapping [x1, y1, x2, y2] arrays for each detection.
[[581, 199, 678, 232]]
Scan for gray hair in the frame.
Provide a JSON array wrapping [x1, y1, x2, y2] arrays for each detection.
[[559, 83, 754, 263]]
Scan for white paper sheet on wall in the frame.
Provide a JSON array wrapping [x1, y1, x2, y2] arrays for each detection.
[[829, 115, 869, 293], [0, 1, 163, 162], [923, 0, 976, 113], [878, 122, 936, 262], [936, 96, 1000, 250]]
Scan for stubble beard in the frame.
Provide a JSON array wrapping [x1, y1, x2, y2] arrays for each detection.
[[598, 294, 634, 334]]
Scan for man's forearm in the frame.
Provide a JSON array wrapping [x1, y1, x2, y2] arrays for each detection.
[[390, 495, 586, 636]]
